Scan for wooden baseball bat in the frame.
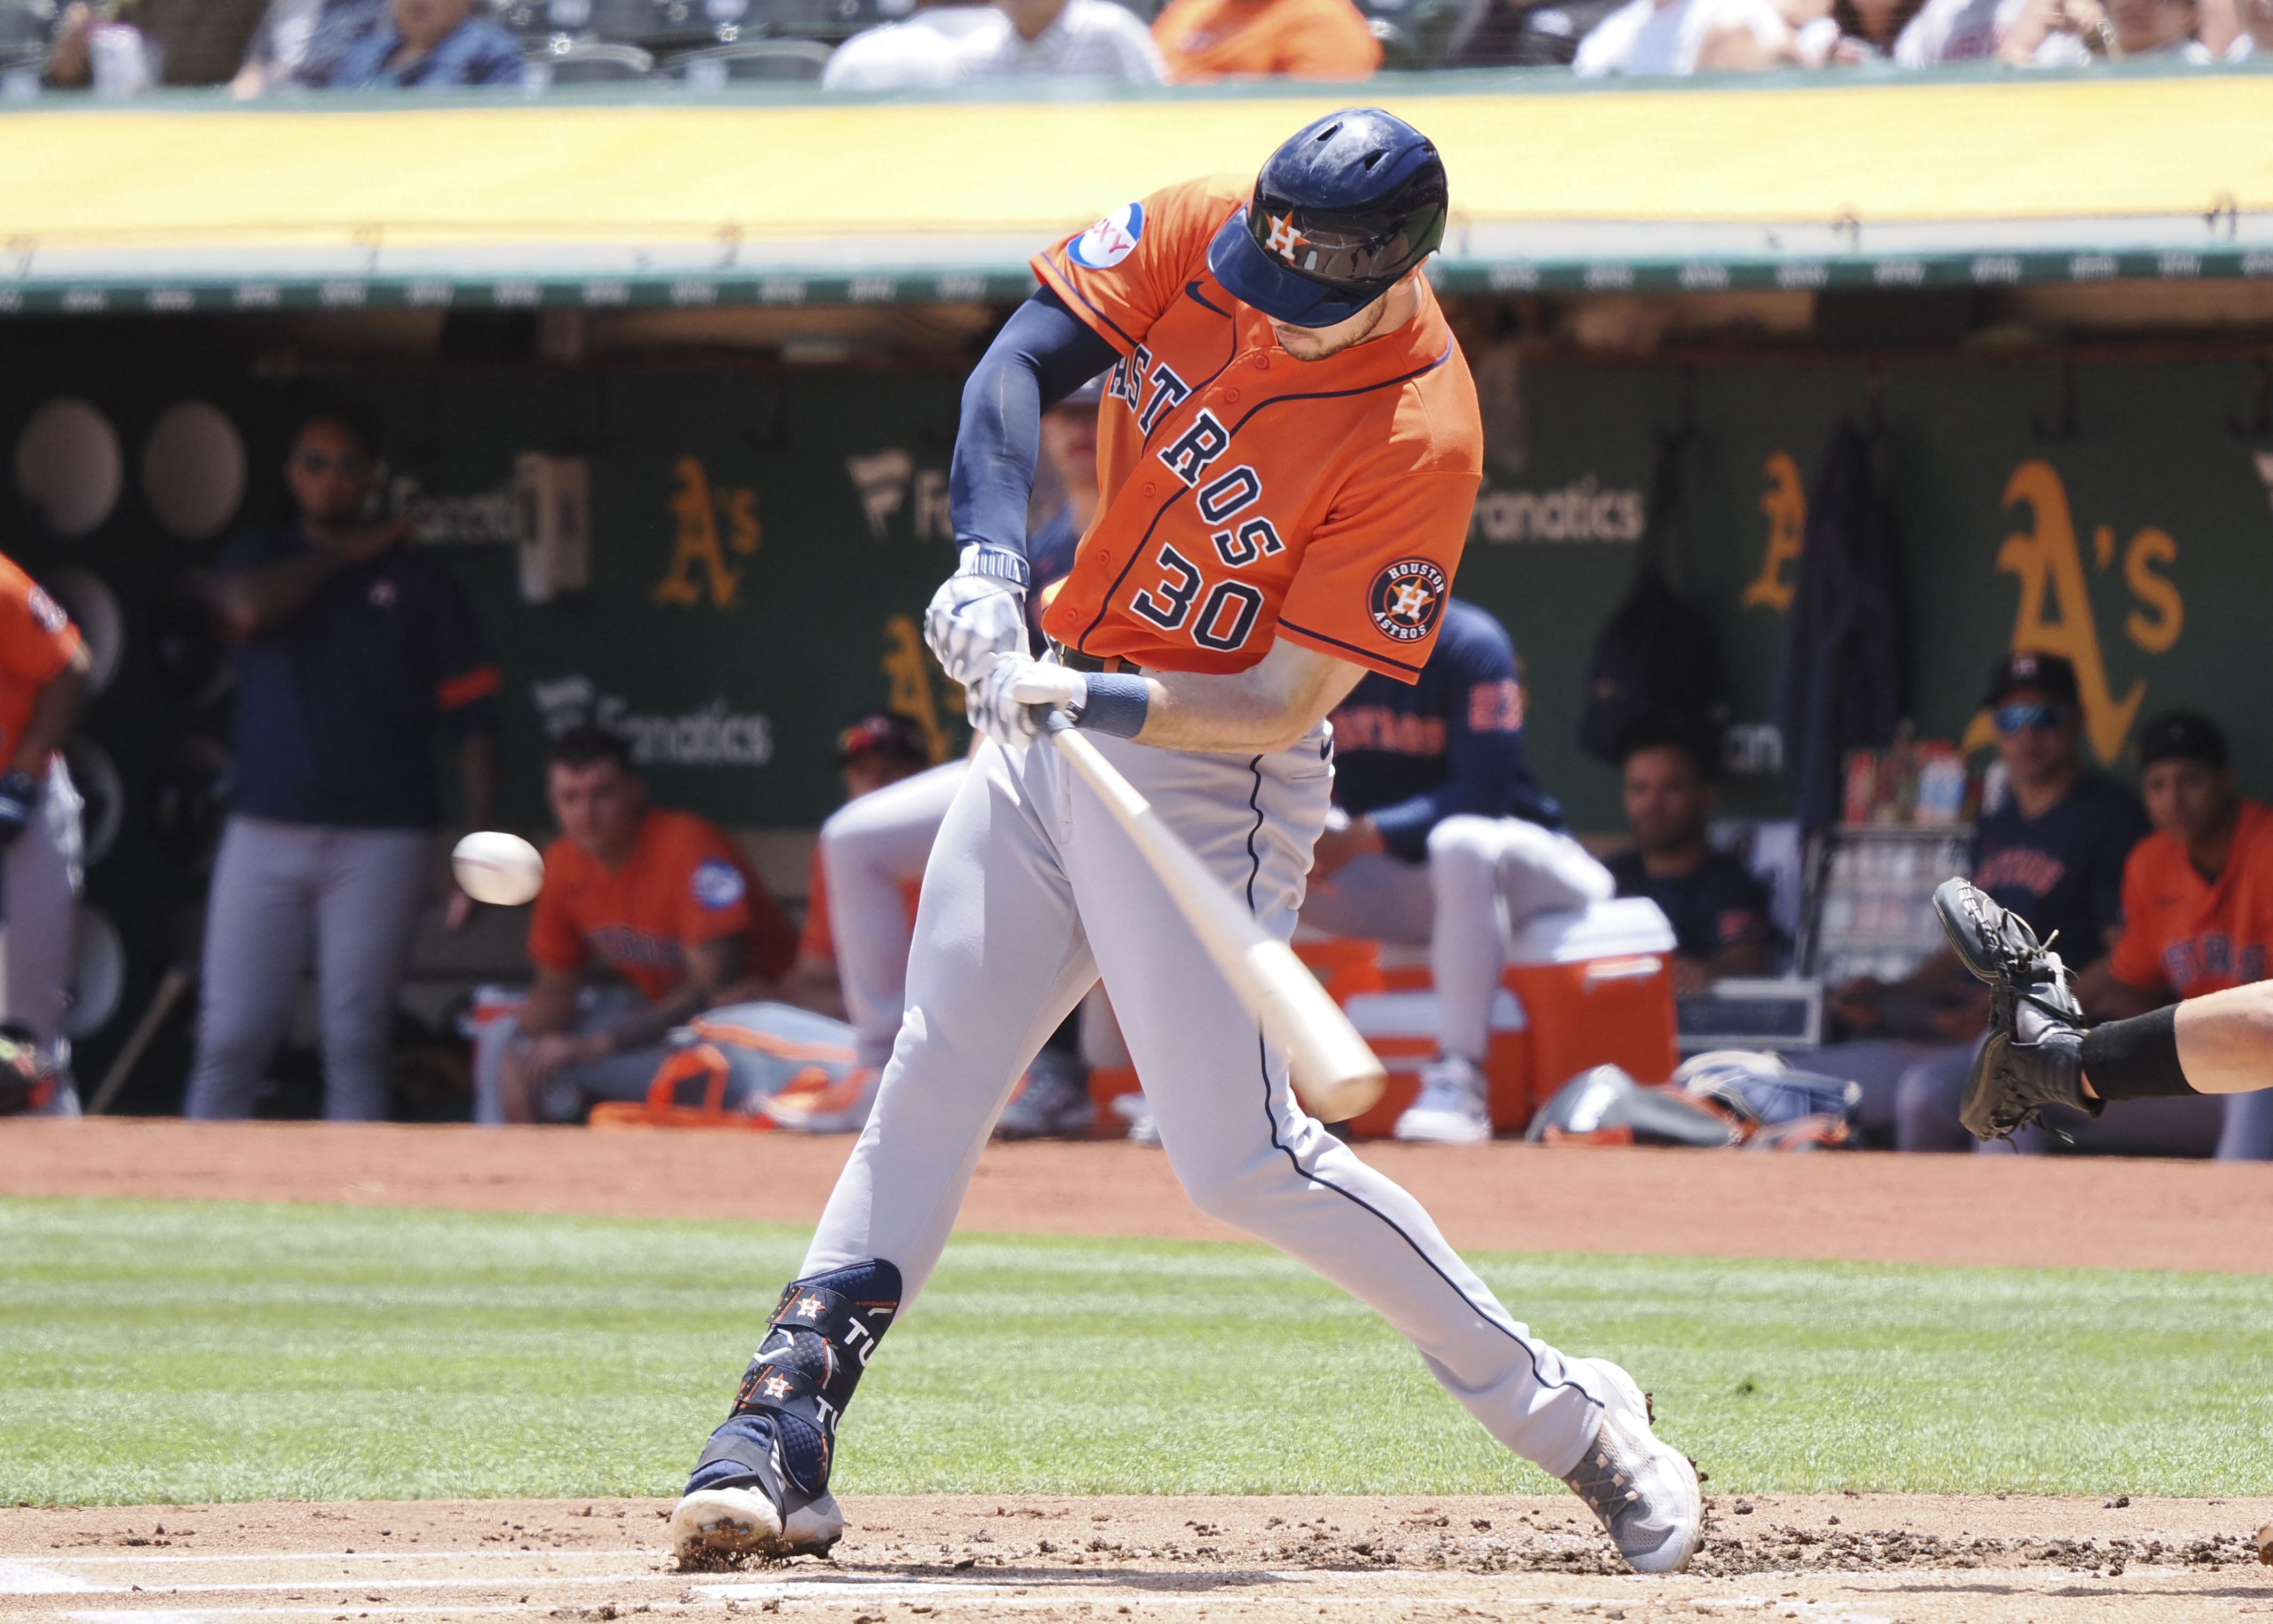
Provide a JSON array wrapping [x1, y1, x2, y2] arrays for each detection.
[[1047, 721, 1386, 1123]]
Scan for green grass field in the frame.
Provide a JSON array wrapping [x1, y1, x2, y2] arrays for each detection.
[[3, 1195, 2269, 1507]]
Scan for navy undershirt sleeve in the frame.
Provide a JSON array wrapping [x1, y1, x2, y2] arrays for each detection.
[[948, 287, 1120, 562], [1366, 622, 1530, 863]]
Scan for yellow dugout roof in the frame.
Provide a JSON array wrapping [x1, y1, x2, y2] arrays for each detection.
[[5, 65, 2272, 314]]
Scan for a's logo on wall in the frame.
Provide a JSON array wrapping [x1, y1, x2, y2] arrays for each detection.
[[655, 455, 761, 610], [1368, 559, 1446, 644]]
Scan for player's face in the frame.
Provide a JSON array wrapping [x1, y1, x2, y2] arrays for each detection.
[[548, 758, 645, 863], [842, 754, 922, 802], [1623, 746, 1713, 854], [2143, 758, 2235, 846], [284, 422, 376, 526], [1039, 402, 1098, 490], [1268, 295, 1390, 363], [1992, 686, 2077, 787]]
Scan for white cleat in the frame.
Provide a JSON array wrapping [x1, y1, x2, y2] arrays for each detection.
[[669, 1484, 842, 1565], [1393, 1055, 1493, 1144], [1561, 1356, 1703, 1574]]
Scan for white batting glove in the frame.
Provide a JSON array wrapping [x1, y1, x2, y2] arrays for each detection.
[[924, 547, 1030, 686], [968, 653, 1088, 748]]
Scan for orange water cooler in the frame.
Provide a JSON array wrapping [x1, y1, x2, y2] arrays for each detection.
[[1298, 898, 1680, 1138]]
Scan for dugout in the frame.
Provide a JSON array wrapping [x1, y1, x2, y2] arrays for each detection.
[[6, 67, 2272, 1112]]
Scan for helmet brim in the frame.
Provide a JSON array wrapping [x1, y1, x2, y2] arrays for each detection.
[[1207, 212, 1384, 330]]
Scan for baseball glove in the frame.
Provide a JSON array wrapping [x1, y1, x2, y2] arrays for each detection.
[[0, 1023, 56, 1116], [1931, 877, 2098, 1140]]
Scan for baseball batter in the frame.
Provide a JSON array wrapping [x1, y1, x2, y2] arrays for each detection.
[[669, 109, 1701, 1577]]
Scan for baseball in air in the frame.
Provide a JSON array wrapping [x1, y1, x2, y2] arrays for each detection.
[[451, 831, 545, 906]]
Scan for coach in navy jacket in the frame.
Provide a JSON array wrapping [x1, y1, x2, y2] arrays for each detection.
[[1300, 598, 1613, 1144]]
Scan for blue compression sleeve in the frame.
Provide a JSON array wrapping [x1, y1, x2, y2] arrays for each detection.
[[949, 287, 1120, 566]]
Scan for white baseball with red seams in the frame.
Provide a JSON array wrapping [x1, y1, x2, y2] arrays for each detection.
[[450, 830, 544, 907]]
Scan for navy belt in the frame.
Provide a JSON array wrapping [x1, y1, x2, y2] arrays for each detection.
[[1049, 640, 1143, 676]]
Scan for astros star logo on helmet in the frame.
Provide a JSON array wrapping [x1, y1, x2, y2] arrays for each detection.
[[1264, 213, 1300, 260]]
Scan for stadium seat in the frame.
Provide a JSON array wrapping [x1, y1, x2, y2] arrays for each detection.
[[536, 39, 656, 77], [669, 37, 833, 80]]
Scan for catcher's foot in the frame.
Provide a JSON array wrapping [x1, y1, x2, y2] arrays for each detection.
[[1562, 1357, 1702, 1575], [1930, 878, 2098, 1139], [671, 1417, 843, 1565]]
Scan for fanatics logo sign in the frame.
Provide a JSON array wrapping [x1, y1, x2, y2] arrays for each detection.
[[1367, 559, 1446, 643]]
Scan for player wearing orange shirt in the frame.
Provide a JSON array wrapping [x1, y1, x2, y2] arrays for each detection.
[[670, 110, 1701, 1580], [0, 551, 92, 1115], [478, 724, 796, 1124], [2070, 712, 2273, 1158], [1152, 0, 1383, 80]]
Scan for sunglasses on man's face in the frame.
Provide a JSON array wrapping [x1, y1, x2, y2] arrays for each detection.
[[292, 449, 373, 477], [1993, 701, 2064, 736]]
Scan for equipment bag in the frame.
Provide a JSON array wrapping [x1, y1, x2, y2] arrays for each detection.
[[1577, 427, 1728, 765], [591, 1001, 876, 1134]]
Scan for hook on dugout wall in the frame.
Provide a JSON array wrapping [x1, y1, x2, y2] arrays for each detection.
[[2032, 361, 2080, 444], [2228, 357, 2273, 441]]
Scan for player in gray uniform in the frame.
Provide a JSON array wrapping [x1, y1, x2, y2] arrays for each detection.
[[667, 110, 1702, 1578]]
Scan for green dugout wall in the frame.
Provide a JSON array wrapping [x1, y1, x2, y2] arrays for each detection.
[[7, 344, 2267, 840]]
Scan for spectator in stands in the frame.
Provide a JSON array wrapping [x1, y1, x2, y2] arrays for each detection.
[[0, 552, 91, 1116], [1573, 0, 1795, 70], [1298, 598, 1611, 1145], [1889, 0, 2014, 61], [327, 0, 522, 85], [1609, 720, 1780, 995], [2059, 711, 2273, 1158], [186, 407, 501, 1123], [2226, 0, 2271, 53], [1813, 651, 2149, 1149], [822, 0, 1003, 89], [1793, 0, 1926, 59], [233, 0, 384, 92], [481, 724, 798, 1124], [960, 0, 1167, 76], [2011, 0, 2206, 59], [774, 711, 938, 1028], [1151, 0, 1381, 79], [1442, 0, 1628, 65]]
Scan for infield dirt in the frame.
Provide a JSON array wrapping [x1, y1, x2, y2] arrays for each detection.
[[7, 1120, 2273, 1622]]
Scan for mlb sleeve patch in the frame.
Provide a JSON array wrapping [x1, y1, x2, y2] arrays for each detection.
[[1031, 178, 1237, 357], [692, 857, 749, 912]]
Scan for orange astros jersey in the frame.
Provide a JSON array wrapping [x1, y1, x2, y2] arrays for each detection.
[[2106, 798, 2273, 997], [1032, 175, 1482, 683]]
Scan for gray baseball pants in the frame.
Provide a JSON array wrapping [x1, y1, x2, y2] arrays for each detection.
[[819, 760, 967, 1071], [1298, 815, 1614, 1063], [184, 815, 431, 1122], [803, 729, 1610, 1478], [9, 757, 85, 1114]]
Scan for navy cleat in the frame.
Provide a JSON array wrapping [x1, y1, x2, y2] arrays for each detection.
[[1561, 1358, 1703, 1574], [670, 1261, 901, 1567]]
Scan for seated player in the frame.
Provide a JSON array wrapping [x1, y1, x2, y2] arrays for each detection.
[[2062, 711, 2272, 1158], [1813, 651, 2148, 1148], [477, 724, 797, 1124], [1298, 596, 1612, 1144], [1608, 718, 1780, 994]]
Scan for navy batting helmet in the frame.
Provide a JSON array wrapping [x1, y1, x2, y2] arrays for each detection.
[[1208, 108, 1449, 329]]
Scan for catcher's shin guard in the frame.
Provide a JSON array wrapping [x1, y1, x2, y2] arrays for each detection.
[[672, 1260, 901, 1562], [1930, 878, 2099, 1140]]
